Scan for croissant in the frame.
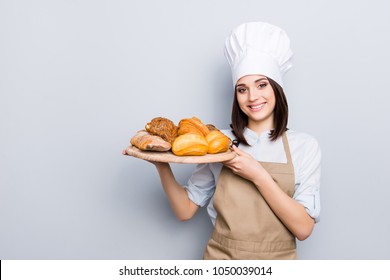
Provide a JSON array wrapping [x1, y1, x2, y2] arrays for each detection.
[[206, 130, 231, 154], [177, 117, 210, 137], [131, 130, 171, 151], [172, 133, 208, 156]]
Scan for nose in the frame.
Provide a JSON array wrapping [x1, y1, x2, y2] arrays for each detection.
[[248, 89, 258, 102]]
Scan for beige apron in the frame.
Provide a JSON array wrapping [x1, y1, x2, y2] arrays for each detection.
[[203, 133, 296, 260]]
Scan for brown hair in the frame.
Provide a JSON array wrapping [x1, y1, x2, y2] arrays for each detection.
[[230, 77, 288, 145]]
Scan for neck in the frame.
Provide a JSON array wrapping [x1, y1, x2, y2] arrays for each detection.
[[247, 119, 274, 136]]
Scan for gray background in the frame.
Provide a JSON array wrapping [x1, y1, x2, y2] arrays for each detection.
[[1, 0, 389, 259]]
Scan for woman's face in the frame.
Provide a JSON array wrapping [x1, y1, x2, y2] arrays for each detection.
[[235, 74, 276, 130]]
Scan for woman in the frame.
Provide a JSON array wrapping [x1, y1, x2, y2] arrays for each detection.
[[152, 22, 321, 259]]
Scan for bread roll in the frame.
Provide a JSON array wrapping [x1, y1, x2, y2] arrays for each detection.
[[172, 133, 208, 156], [206, 130, 231, 154], [131, 130, 171, 151], [206, 124, 218, 132], [177, 117, 210, 136], [145, 117, 178, 143]]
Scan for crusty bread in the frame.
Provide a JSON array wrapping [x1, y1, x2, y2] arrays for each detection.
[[172, 133, 208, 156], [177, 117, 210, 137], [130, 117, 230, 156], [206, 124, 218, 132], [206, 130, 231, 154], [131, 130, 171, 151], [145, 117, 178, 143]]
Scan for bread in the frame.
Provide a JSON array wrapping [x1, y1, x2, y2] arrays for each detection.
[[130, 116, 229, 156], [206, 124, 218, 132], [177, 117, 210, 136], [172, 133, 208, 156], [206, 130, 231, 154], [145, 117, 178, 143], [131, 130, 171, 151]]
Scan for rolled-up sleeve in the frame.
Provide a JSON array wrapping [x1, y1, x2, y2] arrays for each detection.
[[184, 163, 217, 207], [293, 137, 322, 223]]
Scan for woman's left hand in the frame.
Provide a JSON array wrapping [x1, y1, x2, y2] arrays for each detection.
[[223, 145, 266, 182], [224, 145, 315, 241]]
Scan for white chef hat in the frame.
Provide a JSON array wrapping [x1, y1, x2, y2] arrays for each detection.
[[224, 22, 293, 88]]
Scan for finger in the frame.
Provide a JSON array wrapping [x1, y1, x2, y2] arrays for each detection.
[[231, 145, 245, 157], [224, 150, 239, 163], [232, 145, 252, 158], [223, 154, 240, 168]]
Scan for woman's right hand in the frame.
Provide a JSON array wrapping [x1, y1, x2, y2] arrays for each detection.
[[122, 149, 197, 221], [152, 160, 198, 221], [122, 149, 168, 168], [148, 160, 170, 169]]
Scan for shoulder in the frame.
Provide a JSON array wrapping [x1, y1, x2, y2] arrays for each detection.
[[286, 129, 321, 168], [286, 129, 320, 149]]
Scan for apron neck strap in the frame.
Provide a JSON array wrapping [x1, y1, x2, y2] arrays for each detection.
[[281, 132, 293, 165]]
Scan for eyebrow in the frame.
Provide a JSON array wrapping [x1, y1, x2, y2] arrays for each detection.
[[236, 77, 268, 88]]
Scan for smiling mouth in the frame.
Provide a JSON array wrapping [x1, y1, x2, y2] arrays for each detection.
[[248, 103, 266, 110]]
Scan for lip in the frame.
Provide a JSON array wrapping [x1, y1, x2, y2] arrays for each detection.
[[248, 102, 266, 112]]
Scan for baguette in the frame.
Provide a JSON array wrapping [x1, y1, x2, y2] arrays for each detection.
[[130, 130, 171, 151]]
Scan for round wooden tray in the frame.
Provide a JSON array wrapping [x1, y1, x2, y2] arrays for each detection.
[[124, 145, 235, 164]]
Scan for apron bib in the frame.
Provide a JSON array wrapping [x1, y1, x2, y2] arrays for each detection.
[[203, 133, 296, 260]]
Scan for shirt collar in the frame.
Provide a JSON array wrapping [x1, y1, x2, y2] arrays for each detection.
[[243, 127, 272, 145]]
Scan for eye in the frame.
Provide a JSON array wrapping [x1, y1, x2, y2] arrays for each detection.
[[258, 83, 267, 88], [236, 87, 247, 93]]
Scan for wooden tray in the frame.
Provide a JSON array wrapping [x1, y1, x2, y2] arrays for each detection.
[[124, 145, 235, 164]]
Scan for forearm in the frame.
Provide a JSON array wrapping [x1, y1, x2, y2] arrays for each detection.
[[155, 163, 198, 221], [253, 171, 314, 241]]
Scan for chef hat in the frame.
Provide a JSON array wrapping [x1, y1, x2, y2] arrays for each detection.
[[224, 22, 293, 88]]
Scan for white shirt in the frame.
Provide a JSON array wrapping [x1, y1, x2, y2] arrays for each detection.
[[184, 128, 321, 226]]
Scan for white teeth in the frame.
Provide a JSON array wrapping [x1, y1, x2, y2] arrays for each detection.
[[250, 103, 265, 109]]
